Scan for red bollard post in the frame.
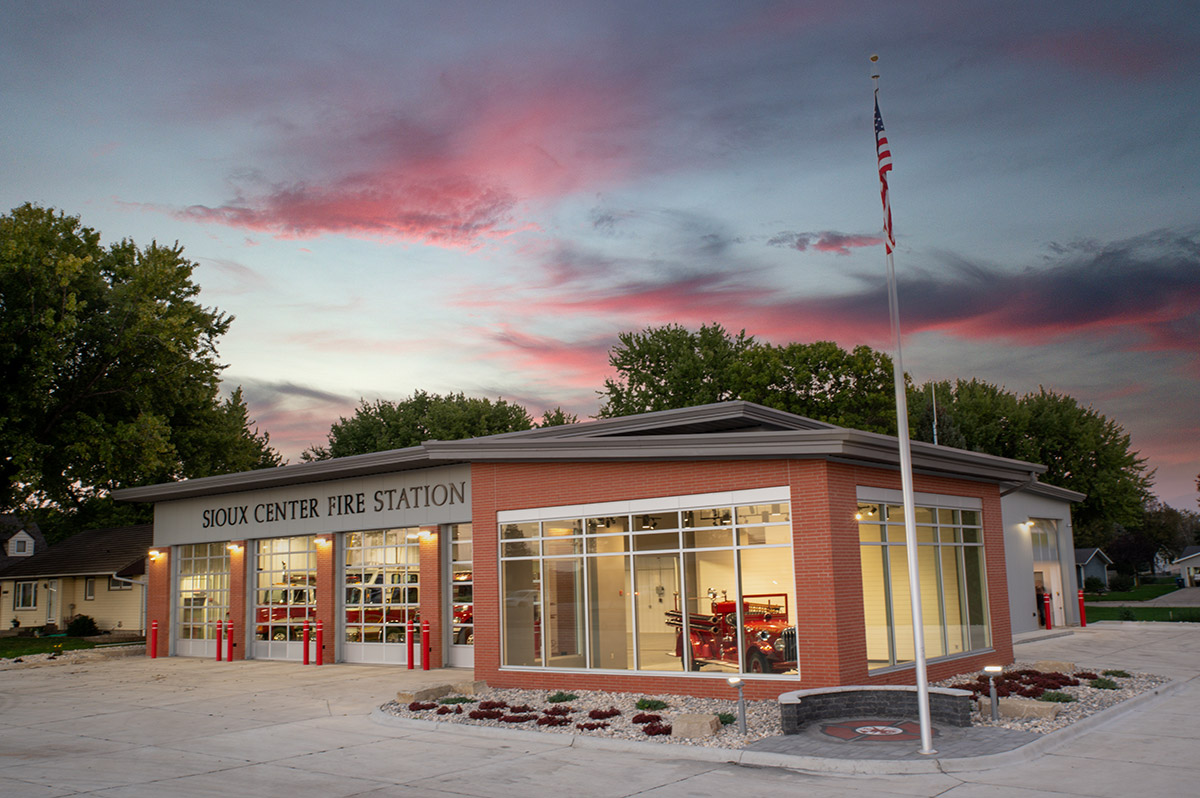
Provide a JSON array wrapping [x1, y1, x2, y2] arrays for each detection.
[[406, 619, 414, 670], [1043, 591, 1053, 631], [303, 620, 310, 665], [1078, 588, 1087, 627], [226, 622, 234, 662], [150, 620, 158, 658], [421, 619, 430, 671], [215, 619, 223, 661], [316, 619, 324, 666]]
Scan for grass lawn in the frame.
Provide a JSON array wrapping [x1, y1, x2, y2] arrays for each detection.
[[1084, 583, 1181, 602], [1085, 605, 1200, 622], [0, 636, 99, 659]]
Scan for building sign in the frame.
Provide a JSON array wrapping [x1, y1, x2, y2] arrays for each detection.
[[153, 464, 471, 546]]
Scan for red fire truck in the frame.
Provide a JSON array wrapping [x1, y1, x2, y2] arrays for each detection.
[[667, 592, 797, 673]]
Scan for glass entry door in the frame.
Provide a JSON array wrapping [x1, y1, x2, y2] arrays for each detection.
[[446, 524, 474, 668]]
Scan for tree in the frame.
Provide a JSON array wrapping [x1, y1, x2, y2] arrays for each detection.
[[1136, 501, 1200, 562], [598, 323, 896, 431], [908, 379, 1152, 536], [303, 390, 535, 460], [538, 406, 578, 427], [599, 323, 755, 417], [0, 204, 280, 531]]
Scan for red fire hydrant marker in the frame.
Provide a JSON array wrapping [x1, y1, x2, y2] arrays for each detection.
[[215, 619, 223, 662], [406, 619, 414, 670], [421, 619, 430, 671], [150, 620, 158, 658], [1078, 588, 1087, 627], [1043, 591, 1053, 631], [303, 619, 310, 665]]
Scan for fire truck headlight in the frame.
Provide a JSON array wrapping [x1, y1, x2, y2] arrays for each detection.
[[756, 630, 771, 642], [773, 637, 786, 652]]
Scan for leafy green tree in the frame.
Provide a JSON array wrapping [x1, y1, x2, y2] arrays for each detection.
[[303, 390, 535, 460], [0, 204, 280, 529], [1136, 501, 1200, 562], [539, 406, 578, 427], [599, 323, 755, 417], [598, 324, 896, 431]]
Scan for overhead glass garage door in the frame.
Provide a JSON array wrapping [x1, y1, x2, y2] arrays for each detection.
[[342, 528, 420, 664]]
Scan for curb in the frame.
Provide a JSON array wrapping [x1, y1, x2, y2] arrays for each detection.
[[369, 678, 1186, 776]]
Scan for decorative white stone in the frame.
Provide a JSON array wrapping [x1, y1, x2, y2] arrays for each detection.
[[1032, 660, 1076, 674]]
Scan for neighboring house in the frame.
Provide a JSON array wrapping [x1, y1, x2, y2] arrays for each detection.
[[0, 525, 152, 634], [0, 515, 47, 573], [1173, 546, 1200, 587], [1075, 547, 1113, 590]]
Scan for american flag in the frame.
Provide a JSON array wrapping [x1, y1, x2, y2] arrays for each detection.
[[874, 90, 894, 253]]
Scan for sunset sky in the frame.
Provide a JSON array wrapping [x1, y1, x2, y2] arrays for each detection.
[[3, 1, 1198, 509]]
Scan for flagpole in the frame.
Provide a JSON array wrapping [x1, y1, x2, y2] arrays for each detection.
[[871, 54, 936, 756]]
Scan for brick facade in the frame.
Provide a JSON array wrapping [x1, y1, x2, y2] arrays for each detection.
[[472, 458, 1013, 701]]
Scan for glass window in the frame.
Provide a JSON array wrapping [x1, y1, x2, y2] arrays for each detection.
[[501, 495, 795, 676], [344, 528, 420, 644], [84, 577, 95, 601], [177, 543, 230, 641], [450, 523, 473, 646], [254, 536, 316, 642], [857, 499, 990, 669], [14, 581, 36, 610]]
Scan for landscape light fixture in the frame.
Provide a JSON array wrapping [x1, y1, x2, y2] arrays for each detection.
[[726, 676, 747, 734], [984, 665, 1004, 721]]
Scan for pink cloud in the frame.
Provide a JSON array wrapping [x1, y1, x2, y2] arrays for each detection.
[[769, 230, 884, 255], [483, 326, 615, 390], [174, 64, 648, 247]]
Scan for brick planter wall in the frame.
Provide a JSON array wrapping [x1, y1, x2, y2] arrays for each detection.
[[778, 685, 974, 731]]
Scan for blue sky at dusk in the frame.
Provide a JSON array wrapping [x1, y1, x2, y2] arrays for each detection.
[[3, 1, 1198, 508]]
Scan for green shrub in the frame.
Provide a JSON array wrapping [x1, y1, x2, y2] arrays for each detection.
[[1109, 574, 1135, 592], [635, 698, 669, 711], [1119, 608, 1136, 621], [717, 712, 736, 725], [1037, 691, 1076, 703], [1090, 677, 1119, 690], [1083, 576, 1106, 594], [1102, 669, 1130, 678], [547, 691, 578, 703], [66, 615, 100, 637]]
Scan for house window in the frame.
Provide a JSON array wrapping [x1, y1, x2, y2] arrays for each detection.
[[108, 577, 132, 591], [14, 539, 28, 554], [85, 577, 96, 600], [858, 501, 990, 670], [500, 489, 796, 676], [14, 581, 37, 610]]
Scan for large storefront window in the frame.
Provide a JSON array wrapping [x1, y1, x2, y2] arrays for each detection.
[[177, 543, 230, 656], [343, 528, 419, 648], [450, 524, 473, 646], [858, 502, 990, 670], [500, 491, 796, 676], [254, 535, 317, 646]]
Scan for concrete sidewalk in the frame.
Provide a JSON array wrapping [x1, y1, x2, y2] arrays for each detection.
[[1, 622, 1198, 797]]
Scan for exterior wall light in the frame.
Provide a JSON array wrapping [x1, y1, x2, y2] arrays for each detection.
[[418, 529, 435, 542], [314, 536, 331, 546], [149, 549, 162, 561], [984, 665, 1004, 720], [226, 543, 243, 552], [726, 676, 747, 734]]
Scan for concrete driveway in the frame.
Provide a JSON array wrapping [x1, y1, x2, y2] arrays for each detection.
[[1, 623, 1198, 797]]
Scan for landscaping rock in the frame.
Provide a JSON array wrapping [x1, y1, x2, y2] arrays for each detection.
[[452, 680, 488, 695], [982, 697, 1060, 720], [397, 684, 452, 703], [670, 713, 720, 738], [1032, 660, 1075, 674]]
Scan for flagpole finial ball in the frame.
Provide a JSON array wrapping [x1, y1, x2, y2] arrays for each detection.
[[870, 54, 879, 62]]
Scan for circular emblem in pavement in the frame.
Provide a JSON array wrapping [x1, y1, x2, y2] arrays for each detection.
[[820, 719, 937, 742]]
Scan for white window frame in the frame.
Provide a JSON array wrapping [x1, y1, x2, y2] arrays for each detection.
[[85, 577, 96, 601], [14, 580, 37, 610]]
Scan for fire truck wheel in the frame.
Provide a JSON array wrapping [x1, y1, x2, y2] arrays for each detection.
[[746, 649, 768, 674]]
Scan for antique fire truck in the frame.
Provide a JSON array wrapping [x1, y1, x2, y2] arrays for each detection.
[[667, 591, 797, 673]]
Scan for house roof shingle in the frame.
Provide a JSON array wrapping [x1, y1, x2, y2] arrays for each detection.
[[0, 524, 152, 579]]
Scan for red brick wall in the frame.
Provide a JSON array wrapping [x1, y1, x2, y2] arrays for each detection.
[[471, 458, 1013, 700], [227, 541, 246, 660], [315, 536, 335, 663], [418, 526, 444, 668], [146, 548, 171, 658]]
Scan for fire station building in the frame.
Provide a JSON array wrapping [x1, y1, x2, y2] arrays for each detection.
[[115, 401, 1082, 699]]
